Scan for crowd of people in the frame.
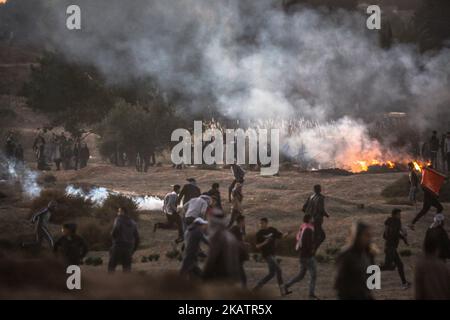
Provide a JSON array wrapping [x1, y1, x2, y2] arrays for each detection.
[[23, 159, 450, 299], [32, 129, 90, 171], [422, 130, 450, 173]]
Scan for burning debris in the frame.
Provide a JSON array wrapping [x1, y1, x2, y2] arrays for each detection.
[[64, 185, 163, 211]]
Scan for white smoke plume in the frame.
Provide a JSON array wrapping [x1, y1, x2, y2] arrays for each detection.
[[0, 153, 42, 198], [11, 1, 450, 167], [65, 185, 163, 211]]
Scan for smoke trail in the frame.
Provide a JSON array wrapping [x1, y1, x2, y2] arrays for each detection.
[[65, 185, 163, 211], [0, 152, 42, 198]]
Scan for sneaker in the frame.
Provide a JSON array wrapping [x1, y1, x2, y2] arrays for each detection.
[[401, 281, 411, 290], [309, 294, 320, 300]]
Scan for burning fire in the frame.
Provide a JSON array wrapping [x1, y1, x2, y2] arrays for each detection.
[[351, 159, 429, 173], [352, 159, 395, 172]]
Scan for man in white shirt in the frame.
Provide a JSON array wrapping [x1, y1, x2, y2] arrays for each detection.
[[154, 185, 183, 243], [183, 195, 212, 227]]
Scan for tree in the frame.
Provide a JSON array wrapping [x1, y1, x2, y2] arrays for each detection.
[[96, 99, 182, 166], [22, 52, 115, 135], [414, 0, 450, 52]]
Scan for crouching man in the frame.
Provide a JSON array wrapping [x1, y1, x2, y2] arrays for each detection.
[[108, 207, 140, 273], [54, 223, 88, 267]]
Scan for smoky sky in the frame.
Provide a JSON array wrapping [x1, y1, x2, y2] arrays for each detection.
[[5, 0, 450, 129]]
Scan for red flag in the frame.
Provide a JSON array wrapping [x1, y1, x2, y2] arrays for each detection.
[[421, 168, 446, 195]]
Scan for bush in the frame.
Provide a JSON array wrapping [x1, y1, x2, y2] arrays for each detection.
[[77, 220, 112, 251], [96, 100, 181, 166], [94, 194, 139, 223], [381, 175, 411, 198], [29, 189, 93, 224], [381, 175, 450, 202]]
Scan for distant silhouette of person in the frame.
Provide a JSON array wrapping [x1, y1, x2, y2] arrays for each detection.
[[380, 209, 411, 289]]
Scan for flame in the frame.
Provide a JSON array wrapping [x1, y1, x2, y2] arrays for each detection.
[[412, 160, 431, 173], [351, 159, 430, 173], [386, 161, 395, 169], [413, 161, 422, 172], [352, 159, 396, 172]]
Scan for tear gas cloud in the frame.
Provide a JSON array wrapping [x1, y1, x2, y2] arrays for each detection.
[[13, 0, 450, 168], [0, 152, 42, 198], [65, 185, 163, 211]]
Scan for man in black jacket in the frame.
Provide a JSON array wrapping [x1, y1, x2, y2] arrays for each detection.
[[108, 207, 140, 273], [177, 178, 201, 206], [302, 184, 329, 251], [253, 218, 290, 296], [380, 209, 411, 289], [284, 214, 318, 299], [204, 182, 222, 210], [54, 223, 88, 266]]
